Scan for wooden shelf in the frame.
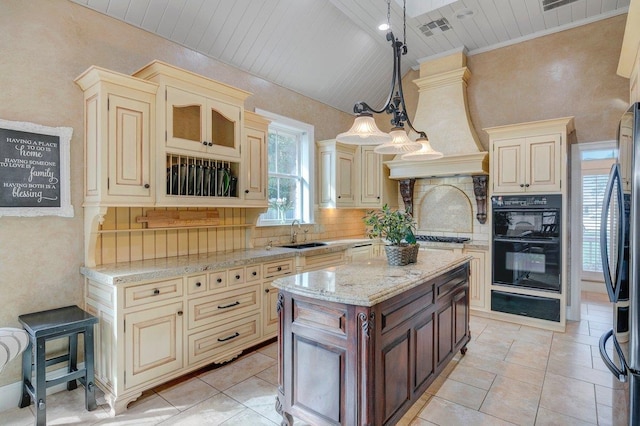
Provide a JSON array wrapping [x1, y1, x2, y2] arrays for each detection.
[[97, 224, 253, 234]]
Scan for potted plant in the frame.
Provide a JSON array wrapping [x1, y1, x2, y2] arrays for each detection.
[[364, 204, 419, 266]]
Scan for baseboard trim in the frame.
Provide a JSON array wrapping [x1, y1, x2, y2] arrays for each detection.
[[0, 362, 85, 413]]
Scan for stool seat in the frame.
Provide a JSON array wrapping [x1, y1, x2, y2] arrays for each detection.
[[18, 305, 98, 426]]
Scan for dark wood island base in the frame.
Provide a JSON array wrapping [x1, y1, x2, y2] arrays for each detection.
[[274, 261, 471, 426]]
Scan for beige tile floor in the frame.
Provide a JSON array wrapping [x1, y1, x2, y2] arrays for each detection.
[[1, 291, 628, 425]]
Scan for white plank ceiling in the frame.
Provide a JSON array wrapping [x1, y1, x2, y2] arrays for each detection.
[[71, 0, 629, 114]]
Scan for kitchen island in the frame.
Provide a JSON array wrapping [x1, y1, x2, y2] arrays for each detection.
[[272, 251, 472, 426]]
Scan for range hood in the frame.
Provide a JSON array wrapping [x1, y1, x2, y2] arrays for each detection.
[[385, 49, 489, 179]]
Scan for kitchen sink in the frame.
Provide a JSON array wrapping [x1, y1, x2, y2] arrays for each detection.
[[281, 242, 328, 249]]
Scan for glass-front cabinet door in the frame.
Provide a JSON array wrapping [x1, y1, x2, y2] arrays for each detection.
[[166, 86, 241, 158]]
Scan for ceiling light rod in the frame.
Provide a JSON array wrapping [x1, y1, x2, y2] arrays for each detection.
[[336, 0, 432, 156]]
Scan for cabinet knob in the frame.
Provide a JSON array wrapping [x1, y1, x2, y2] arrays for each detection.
[[202, 141, 208, 146], [277, 266, 282, 271], [235, 274, 241, 280], [195, 282, 202, 287], [265, 288, 270, 293], [216, 278, 222, 283], [208, 142, 213, 146], [338, 196, 341, 199], [245, 189, 249, 194], [377, 196, 380, 199], [252, 271, 257, 276], [519, 184, 525, 188], [144, 183, 150, 189], [153, 288, 160, 295], [525, 184, 530, 187], [177, 310, 183, 316]]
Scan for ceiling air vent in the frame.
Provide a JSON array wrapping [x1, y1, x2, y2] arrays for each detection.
[[542, 0, 580, 12], [419, 18, 451, 37]]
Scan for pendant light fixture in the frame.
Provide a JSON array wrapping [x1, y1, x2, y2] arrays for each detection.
[[336, 0, 443, 160]]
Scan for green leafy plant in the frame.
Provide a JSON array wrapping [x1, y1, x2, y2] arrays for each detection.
[[363, 204, 417, 246]]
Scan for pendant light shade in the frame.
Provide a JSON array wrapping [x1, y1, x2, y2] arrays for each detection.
[[336, 114, 392, 145], [373, 127, 422, 154], [401, 138, 444, 161]]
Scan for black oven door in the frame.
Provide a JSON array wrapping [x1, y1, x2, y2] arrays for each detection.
[[493, 237, 561, 292]]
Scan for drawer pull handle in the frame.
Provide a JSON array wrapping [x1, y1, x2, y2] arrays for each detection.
[[216, 278, 222, 283], [217, 332, 240, 342], [252, 271, 257, 276], [153, 289, 160, 295], [235, 274, 241, 280], [218, 301, 240, 309], [277, 266, 282, 271], [195, 282, 202, 287], [177, 310, 183, 316]]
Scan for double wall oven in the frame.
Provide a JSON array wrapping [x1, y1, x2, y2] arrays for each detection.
[[491, 194, 562, 322]]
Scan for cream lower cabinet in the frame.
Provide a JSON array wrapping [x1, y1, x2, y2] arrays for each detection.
[[124, 301, 184, 389], [84, 258, 293, 416], [463, 248, 490, 311], [262, 259, 295, 336]]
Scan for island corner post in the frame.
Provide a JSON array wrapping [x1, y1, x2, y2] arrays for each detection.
[[273, 255, 471, 426]]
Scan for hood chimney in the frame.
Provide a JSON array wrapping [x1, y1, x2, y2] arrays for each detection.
[[386, 49, 488, 179]]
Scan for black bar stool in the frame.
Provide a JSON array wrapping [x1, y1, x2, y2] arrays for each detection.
[[18, 305, 98, 426]]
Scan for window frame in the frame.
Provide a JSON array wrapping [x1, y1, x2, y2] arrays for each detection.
[[255, 108, 314, 226]]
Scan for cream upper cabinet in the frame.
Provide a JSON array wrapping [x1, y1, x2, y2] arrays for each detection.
[[318, 140, 357, 208], [165, 86, 242, 158], [134, 61, 250, 161], [317, 140, 398, 209], [486, 118, 574, 195], [75, 67, 158, 206], [359, 145, 398, 208], [242, 111, 269, 205], [133, 61, 253, 207]]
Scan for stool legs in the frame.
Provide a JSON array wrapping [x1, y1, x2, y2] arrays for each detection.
[[19, 339, 32, 408], [34, 336, 47, 426], [67, 334, 78, 391], [84, 327, 97, 411]]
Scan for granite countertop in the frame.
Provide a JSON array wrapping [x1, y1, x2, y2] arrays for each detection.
[[80, 238, 374, 285], [272, 251, 472, 307]]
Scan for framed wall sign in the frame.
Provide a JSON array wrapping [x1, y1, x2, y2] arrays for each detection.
[[0, 118, 74, 217]]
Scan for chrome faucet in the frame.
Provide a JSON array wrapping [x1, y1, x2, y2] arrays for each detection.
[[290, 219, 301, 243]]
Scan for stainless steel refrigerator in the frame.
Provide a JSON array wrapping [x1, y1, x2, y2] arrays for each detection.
[[600, 102, 638, 425]]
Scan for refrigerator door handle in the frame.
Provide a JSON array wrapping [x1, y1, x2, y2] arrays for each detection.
[[599, 328, 628, 382], [600, 163, 624, 303]]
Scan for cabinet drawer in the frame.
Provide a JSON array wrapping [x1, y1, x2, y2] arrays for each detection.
[[263, 259, 294, 278], [187, 274, 207, 295], [188, 284, 260, 330], [188, 313, 261, 365], [380, 288, 434, 333], [436, 267, 468, 299], [302, 251, 346, 271], [228, 267, 245, 286], [246, 264, 261, 283], [124, 278, 183, 309], [208, 270, 227, 291]]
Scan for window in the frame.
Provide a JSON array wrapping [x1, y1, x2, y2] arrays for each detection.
[[255, 109, 313, 226], [580, 148, 615, 277]]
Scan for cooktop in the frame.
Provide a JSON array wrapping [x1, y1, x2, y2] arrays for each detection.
[[415, 235, 470, 244]]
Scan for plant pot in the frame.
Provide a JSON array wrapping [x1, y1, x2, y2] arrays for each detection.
[[384, 243, 419, 266]]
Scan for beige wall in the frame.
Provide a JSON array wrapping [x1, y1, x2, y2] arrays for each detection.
[[0, 0, 629, 388], [0, 0, 356, 387], [398, 15, 628, 149]]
